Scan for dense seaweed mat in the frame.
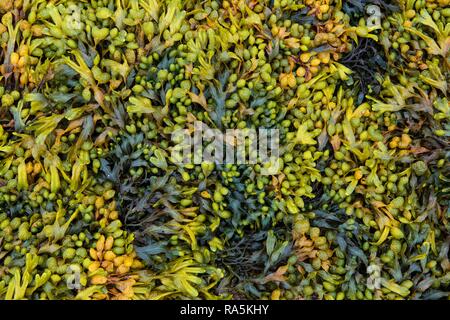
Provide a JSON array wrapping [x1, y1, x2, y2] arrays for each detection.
[[0, 0, 449, 300]]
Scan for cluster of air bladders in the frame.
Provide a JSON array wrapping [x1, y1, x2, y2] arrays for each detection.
[[0, 0, 448, 300]]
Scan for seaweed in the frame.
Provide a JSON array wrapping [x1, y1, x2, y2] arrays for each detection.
[[340, 38, 388, 104], [343, 0, 399, 23]]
